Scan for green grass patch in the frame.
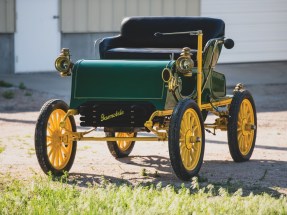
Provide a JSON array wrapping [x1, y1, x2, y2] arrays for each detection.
[[0, 80, 13, 88], [24, 92, 32, 96], [27, 147, 35, 156], [0, 146, 5, 154], [0, 175, 286, 214], [2, 90, 14, 99], [19, 82, 26, 90]]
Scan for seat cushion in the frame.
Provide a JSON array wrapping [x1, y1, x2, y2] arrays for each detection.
[[104, 47, 197, 60]]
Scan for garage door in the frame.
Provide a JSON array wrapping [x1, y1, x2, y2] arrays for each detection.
[[15, 0, 60, 73], [201, 0, 287, 63]]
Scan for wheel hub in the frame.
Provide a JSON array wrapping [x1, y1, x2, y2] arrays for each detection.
[[241, 118, 256, 136], [51, 130, 62, 147], [184, 130, 200, 150], [241, 118, 248, 136]]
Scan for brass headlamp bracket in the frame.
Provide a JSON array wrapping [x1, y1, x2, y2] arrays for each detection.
[[55, 48, 73, 77], [162, 67, 179, 92]]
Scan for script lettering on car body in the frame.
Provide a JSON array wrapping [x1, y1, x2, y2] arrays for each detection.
[[101, 109, 124, 122]]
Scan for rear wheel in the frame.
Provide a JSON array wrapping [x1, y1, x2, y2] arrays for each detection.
[[169, 99, 205, 180], [106, 132, 137, 158], [228, 90, 257, 162], [35, 99, 77, 176]]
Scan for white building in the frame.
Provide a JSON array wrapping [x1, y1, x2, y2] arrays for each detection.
[[0, 0, 286, 74]]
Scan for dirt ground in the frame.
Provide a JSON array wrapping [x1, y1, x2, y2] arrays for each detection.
[[0, 84, 286, 196]]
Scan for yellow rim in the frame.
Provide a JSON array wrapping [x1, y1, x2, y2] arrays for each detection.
[[237, 99, 255, 155], [116, 132, 134, 151], [46, 109, 73, 170], [179, 108, 202, 171]]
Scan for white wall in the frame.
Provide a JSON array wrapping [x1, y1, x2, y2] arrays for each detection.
[[202, 0, 287, 63]]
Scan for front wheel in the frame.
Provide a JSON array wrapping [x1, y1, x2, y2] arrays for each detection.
[[35, 99, 77, 176], [228, 90, 257, 162], [168, 99, 205, 181], [106, 132, 137, 158]]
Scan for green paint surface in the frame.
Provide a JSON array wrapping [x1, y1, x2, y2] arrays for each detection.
[[70, 60, 173, 109]]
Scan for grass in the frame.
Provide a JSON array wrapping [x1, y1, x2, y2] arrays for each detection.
[[0, 80, 13, 88], [27, 148, 35, 156], [79, 145, 92, 151], [0, 146, 5, 154], [1, 175, 286, 215], [19, 82, 26, 90], [2, 90, 15, 99], [24, 92, 32, 96]]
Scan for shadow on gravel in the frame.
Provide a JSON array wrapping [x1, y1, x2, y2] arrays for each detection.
[[119, 155, 171, 172], [68, 157, 286, 197], [207, 139, 287, 151], [0, 117, 36, 124], [68, 172, 133, 187], [201, 159, 287, 197]]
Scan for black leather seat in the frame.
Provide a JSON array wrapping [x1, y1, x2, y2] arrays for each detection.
[[99, 17, 225, 60]]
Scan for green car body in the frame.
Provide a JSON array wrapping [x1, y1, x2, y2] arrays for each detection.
[[69, 59, 226, 111]]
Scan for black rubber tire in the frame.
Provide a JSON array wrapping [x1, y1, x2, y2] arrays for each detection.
[[35, 99, 77, 176], [106, 132, 137, 158], [168, 99, 205, 181], [228, 90, 257, 162], [201, 110, 208, 122]]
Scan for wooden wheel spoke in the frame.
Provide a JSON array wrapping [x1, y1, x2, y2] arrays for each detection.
[[50, 147, 57, 165], [58, 149, 63, 164], [47, 125, 54, 135], [47, 142, 53, 148], [48, 147, 54, 158], [50, 114, 57, 130], [187, 112, 191, 128], [61, 144, 69, 155], [193, 125, 198, 133], [190, 117, 195, 128], [180, 142, 185, 154], [180, 127, 186, 136], [190, 149, 195, 161], [182, 148, 187, 162], [185, 150, 190, 163], [55, 149, 60, 167]]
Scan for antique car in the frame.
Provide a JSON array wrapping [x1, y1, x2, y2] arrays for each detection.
[[34, 17, 257, 180]]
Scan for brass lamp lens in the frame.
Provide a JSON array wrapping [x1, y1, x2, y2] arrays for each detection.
[[55, 56, 70, 73], [180, 59, 192, 70], [176, 57, 194, 74]]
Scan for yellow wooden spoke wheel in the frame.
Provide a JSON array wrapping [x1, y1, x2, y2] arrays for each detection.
[[35, 99, 77, 175], [169, 99, 205, 181], [179, 109, 202, 171], [106, 132, 137, 158], [228, 90, 257, 162], [115, 132, 135, 151], [46, 109, 73, 170]]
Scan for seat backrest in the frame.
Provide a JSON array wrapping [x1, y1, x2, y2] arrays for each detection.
[[120, 17, 225, 49], [121, 17, 225, 49]]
